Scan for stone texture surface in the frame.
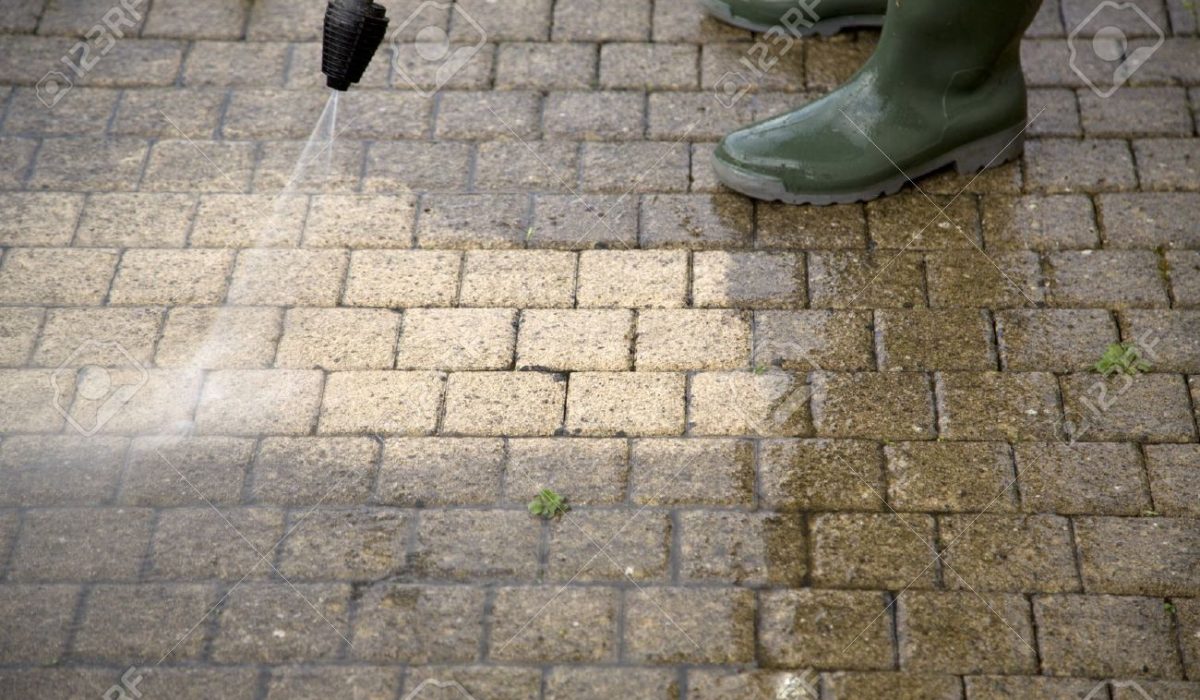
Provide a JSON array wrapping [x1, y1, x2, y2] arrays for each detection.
[[0, 6, 1195, 697]]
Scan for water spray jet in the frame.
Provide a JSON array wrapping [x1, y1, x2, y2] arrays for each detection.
[[321, 0, 389, 91]]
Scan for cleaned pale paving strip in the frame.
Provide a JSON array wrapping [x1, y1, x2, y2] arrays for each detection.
[[0, 1, 1199, 699]]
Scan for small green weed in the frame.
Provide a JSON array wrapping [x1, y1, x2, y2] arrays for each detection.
[[1165, 602, 1177, 615], [1093, 341, 1151, 376], [528, 488, 569, 519]]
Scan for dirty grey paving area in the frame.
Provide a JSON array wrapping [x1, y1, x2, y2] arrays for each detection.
[[0, 0, 1199, 698]]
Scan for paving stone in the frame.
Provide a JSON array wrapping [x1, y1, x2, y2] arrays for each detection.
[[473, 145, 578, 194], [759, 439, 884, 512], [811, 372, 936, 441], [898, 591, 1037, 674], [264, 666, 401, 700], [693, 251, 806, 309], [443, 371, 564, 436], [0, 192, 83, 247], [580, 142, 691, 193], [689, 141, 726, 194], [1119, 309, 1200, 373], [250, 436, 378, 506], [0, 436, 126, 506], [577, 250, 688, 308], [505, 438, 627, 505], [940, 514, 1079, 593], [0, 368, 71, 433], [1025, 138, 1137, 193], [0, 247, 117, 305], [387, 42, 493, 93], [635, 309, 749, 371], [1180, 598, 1200, 679], [1026, 88, 1081, 137], [0, 584, 80, 663], [963, 676, 1103, 700], [141, 139, 256, 193], [759, 589, 893, 670], [32, 306, 161, 367], [1167, 250, 1200, 306], [700, 42, 805, 93], [279, 508, 409, 580], [195, 369, 324, 436], [1034, 593, 1182, 678], [629, 438, 754, 506], [143, 0, 247, 38], [753, 310, 873, 372], [75, 192, 194, 247], [149, 507, 283, 581], [936, 371, 1060, 441], [319, 370, 444, 436], [352, 585, 482, 663], [111, 87, 226, 139], [397, 308, 516, 371], [76, 368, 203, 435], [1133, 138, 1200, 191], [756, 201, 866, 250], [543, 91, 645, 141], [517, 309, 632, 371], [686, 669, 821, 700], [1112, 681, 1200, 700], [641, 194, 752, 249], [1015, 442, 1150, 515], [377, 438, 503, 506], [0, 667, 131, 700], [1080, 87, 1192, 137], [886, 441, 1016, 512], [995, 309, 1118, 372], [866, 193, 980, 251], [73, 583, 217, 661], [495, 42, 596, 90], [410, 510, 540, 580], [436, 91, 541, 140], [489, 586, 618, 662], [275, 308, 399, 371], [189, 193, 307, 248], [461, 251, 577, 308], [212, 583, 350, 663], [0, 136, 36, 188], [109, 249, 233, 305], [344, 250, 461, 308], [545, 667, 678, 700], [530, 194, 639, 249], [545, 509, 670, 581], [689, 370, 812, 436], [302, 194, 416, 248], [646, 92, 751, 141], [156, 306, 283, 369], [876, 308, 995, 371], [652, 0, 752, 41], [184, 40, 289, 86], [254, 139, 364, 193], [1047, 250, 1170, 308], [418, 193, 530, 248], [599, 42, 698, 90], [335, 91, 436, 140], [566, 371, 685, 436], [228, 249, 347, 306], [807, 251, 926, 309], [0, 307, 40, 367], [925, 250, 1045, 308], [363, 141, 472, 193], [221, 88, 327, 140], [823, 672, 962, 700], [811, 512, 937, 589], [29, 137, 148, 191], [624, 587, 754, 664], [1099, 193, 1200, 250], [246, 0, 325, 39], [679, 511, 805, 586], [1145, 444, 1200, 517], [121, 436, 255, 506], [8, 507, 152, 581], [981, 194, 1098, 250], [554, 0, 649, 39], [1074, 516, 1199, 596], [403, 666, 541, 700], [1060, 372, 1196, 442]]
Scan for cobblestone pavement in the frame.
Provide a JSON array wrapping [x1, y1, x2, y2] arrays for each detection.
[[0, 0, 1198, 698]]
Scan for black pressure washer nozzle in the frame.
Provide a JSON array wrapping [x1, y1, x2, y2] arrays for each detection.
[[322, 0, 389, 91]]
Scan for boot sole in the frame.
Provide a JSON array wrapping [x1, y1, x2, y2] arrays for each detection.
[[699, 0, 884, 35], [712, 121, 1027, 206]]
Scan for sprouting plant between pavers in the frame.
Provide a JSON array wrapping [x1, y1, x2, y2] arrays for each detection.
[[528, 488, 569, 519], [1093, 341, 1151, 376]]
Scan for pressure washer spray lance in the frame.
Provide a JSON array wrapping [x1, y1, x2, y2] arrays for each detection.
[[321, 0, 389, 91]]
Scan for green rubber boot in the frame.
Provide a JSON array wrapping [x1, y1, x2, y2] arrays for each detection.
[[713, 0, 1043, 205], [700, 0, 886, 35]]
